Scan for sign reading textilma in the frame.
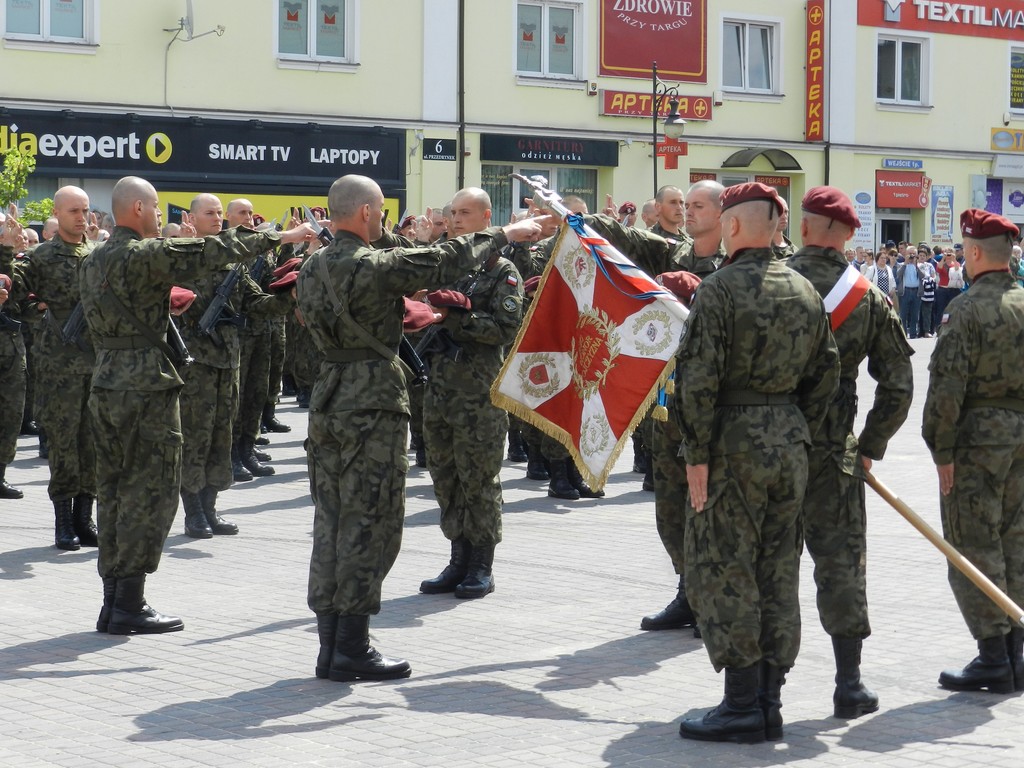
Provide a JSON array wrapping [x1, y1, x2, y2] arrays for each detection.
[[599, 0, 707, 82]]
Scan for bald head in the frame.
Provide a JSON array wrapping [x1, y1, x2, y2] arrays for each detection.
[[111, 176, 162, 237], [189, 193, 224, 236], [721, 201, 780, 255], [562, 195, 589, 214], [328, 174, 385, 242], [225, 198, 255, 229], [450, 187, 492, 236], [52, 186, 90, 243]]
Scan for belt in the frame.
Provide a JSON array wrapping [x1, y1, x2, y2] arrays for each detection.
[[92, 335, 150, 350], [322, 348, 384, 363], [963, 396, 1024, 416], [716, 390, 798, 407]]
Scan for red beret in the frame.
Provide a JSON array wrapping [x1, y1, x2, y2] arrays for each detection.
[[524, 275, 543, 295], [169, 286, 197, 315], [720, 182, 784, 216], [425, 289, 471, 310], [268, 270, 299, 293], [399, 215, 417, 229], [801, 186, 861, 229], [273, 257, 302, 278], [309, 206, 328, 220], [656, 271, 702, 305], [403, 297, 438, 332], [252, 214, 266, 226], [618, 201, 637, 215], [960, 209, 1020, 240]]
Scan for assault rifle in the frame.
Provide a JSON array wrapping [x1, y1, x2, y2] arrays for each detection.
[[59, 301, 89, 351], [399, 335, 429, 386], [414, 323, 462, 364], [198, 266, 247, 345]]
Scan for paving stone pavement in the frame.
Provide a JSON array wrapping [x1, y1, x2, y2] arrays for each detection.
[[2, 337, 1023, 767]]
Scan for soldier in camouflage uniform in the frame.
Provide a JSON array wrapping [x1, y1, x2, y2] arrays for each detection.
[[0, 265, 25, 499], [675, 183, 839, 744], [80, 175, 314, 635], [297, 174, 544, 682], [174, 194, 296, 539], [923, 208, 1024, 694], [786, 187, 914, 718], [771, 197, 798, 260], [1, 187, 100, 548], [417, 188, 525, 600], [586, 180, 726, 633]]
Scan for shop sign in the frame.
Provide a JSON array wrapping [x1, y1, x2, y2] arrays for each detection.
[[876, 170, 930, 208], [882, 158, 924, 169], [480, 134, 619, 167], [601, 90, 712, 120], [992, 128, 1024, 152], [805, 0, 826, 142], [599, 0, 707, 82], [859, 0, 1024, 42]]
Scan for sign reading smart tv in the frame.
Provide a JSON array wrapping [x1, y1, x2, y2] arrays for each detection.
[[0, 109, 404, 191], [599, 0, 707, 82]]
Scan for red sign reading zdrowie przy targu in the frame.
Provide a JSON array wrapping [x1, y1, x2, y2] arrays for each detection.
[[599, 0, 707, 82]]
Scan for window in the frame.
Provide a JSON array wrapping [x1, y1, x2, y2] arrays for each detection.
[[4, 0, 94, 43], [483, 164, 596, 225], [722, 19, 779, 94], [276, 0, 356, 64], [877, 35, 927, 105], [516, 1, 582, 80]]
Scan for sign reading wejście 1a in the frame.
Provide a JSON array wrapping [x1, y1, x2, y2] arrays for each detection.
[[0, 108, 404, 189], [422, 138, 456, 162], [883, 158, 924, 169]]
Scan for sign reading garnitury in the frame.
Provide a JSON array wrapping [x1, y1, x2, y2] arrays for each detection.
[[859, 0, 1024, 41], [0, 109, 404, 189]]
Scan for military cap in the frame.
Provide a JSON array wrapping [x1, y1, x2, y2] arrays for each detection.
[[801, 186, 861, 229], [425, 289, 471, 310], [399, 215, 417, 229], [719, 182, 784, 216], [524, 275, 542, 296], [403, 297, 438, 332], [656, 271, 702, 306], [273, 257, 302, 278], [252, 214, 266, 227], [960, 209, 1020, 240], [169, 286, 197, 316], [268, 270, 299, 293], [618, 201, 637, 216]]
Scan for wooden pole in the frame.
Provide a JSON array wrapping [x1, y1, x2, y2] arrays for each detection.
[[864, 469, 1024, 629]]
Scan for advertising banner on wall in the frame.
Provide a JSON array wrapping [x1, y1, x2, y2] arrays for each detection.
[[930, 185, 955, 243], [859, 0, 1024, 43], [852, 190, 876, 249], [876, 170, 929, 208], [599, 0, 707, 82]]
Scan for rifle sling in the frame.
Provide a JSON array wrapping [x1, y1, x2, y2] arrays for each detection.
[[100, 267, 182, 367]]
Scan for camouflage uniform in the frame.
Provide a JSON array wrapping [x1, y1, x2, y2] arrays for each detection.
[[675, 247, 839, 671], [786, 246, 913, 638], [923, 270, 1024, 640], [1, 237, 97, 501], [421, 256, 524, 548], [234, 249, 277, 446], [176, 263, 293, 494], [297, 227, 512, 616], [80, 225, 284, 579], [0, 304, 26, 466]]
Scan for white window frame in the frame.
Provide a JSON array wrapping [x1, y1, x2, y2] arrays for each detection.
[[875, 32, 931, 108], [274, 0, 359, 72], [514, 0, 585, 86], [720, 14, 783, 98], [1009, 45, 1024, 116], [1, 0, 99, 53]]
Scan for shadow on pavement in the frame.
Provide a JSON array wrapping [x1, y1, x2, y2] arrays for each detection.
[[0, 630, 151, 680], [0, 544, 95, 580], [398, 679, 610, 723], [186, 616, 314, 648], [128, 677, 379, 742], [374, 592, 469, 628]]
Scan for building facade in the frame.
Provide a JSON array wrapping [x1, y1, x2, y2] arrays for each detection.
[[2, 0, 1022, 248]]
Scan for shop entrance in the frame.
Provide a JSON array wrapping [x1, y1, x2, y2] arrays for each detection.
[[877, 217, 911, 249]]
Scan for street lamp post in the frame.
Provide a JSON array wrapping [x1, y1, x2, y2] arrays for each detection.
[[652, 61, 687, 198]]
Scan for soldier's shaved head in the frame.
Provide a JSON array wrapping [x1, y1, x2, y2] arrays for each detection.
[[225, 198, 254, 229], [329, 175, 385, 242], [562, 195, 588, 214], [801, 211, 854, 251], [655, 185, 683, 203], [52, 186, 90, 243], [111, 176, 162, 237], [721, 201, 780, 255], [687, 180, 724, 209], [111, 176, 157, 219], [450, 187, 492, 235]]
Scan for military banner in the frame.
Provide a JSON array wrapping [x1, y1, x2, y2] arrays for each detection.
[[491, 216, 688, 489]]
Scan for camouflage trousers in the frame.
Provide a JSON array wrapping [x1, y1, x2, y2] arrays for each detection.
[[685, 444, 807, 671], [90, 387, 182, 579], [408, 378, 424, 439], [306, 409, 408, 616], [266, 318, 286, 406], [423, 386, 505, 547], [942, 443, 1024, 640], [652, 415, 687, 574], [0, 332, 26, 463], [234, 330, 271, 444], [803, 453, 870, 639], [36, 366, 96, 501], [180, 362, 238, 494]]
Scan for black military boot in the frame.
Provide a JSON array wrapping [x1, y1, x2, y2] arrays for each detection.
[[199, 487, 238, 535], [419, 537, 471, 594], [96, 576, 117, 633], [641, 575, 698, 631], [107, 574, 184, 635], [832, 636, 879, 718], [255, 434, 270, 446], [567, 460, 605, 498], [642, 462, 655, 492], [240, 436, 275, 477], [455, 543, 495, 599], [232, 442, 253, 482], [1007, 628, 1024, 692], [262, 402, 291, 433], [253, 445, 273, 462], [38, 429, 48, 459], [758, 662, 789, 741], [296, 387, 311, 409], [54, 499, 81, 551], [315, 613, 339, 679], [415, 444, 427, 468], [72, 494, 99, 547], [0, 463, 23, 499], [679, 664, 765, 743], [526, 444, 550, 481], [632, 438, 649, 474], [328, 615, 411, 682], [20, 418, 39, 436], [939, 635, 1015, 693], [181, 490, 213, 539], [547, 459, 580, 500], [281, 373, 297, 398], [507, 428, 528, 462]]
